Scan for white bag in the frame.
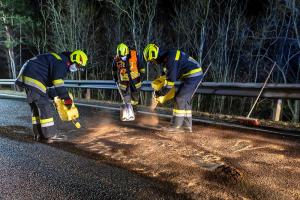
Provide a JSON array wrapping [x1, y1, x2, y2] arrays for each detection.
[[120, 103, 135, 121]]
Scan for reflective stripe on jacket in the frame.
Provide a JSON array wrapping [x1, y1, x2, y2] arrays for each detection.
[[120, 50, 139, 81], [119, 79, 141, 91], [158, 50, 203, 84], [112, 50, 144, 90], [15, 52, 70, 99]]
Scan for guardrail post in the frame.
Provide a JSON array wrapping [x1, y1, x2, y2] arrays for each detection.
[[85, 89, 91, 100], [294, 100, 299, 123], [272, 99, 282, 121]]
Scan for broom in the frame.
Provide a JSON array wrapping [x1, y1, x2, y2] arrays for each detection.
[[236, 62, 277, 126]]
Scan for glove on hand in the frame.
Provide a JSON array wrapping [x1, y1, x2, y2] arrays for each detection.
[[64, 98, 73, 109], [155, 91, 162, 97], [155, 86, 171, 97], [47, 88, 57, 100]]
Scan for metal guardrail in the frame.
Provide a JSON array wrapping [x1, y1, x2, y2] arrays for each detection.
[[1, 79, 300, 99], [0, 92, 299, 138], [197, 82, 300, 99]]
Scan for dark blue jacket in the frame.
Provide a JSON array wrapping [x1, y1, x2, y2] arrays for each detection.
[[157, 50, 202, 83], [155, 50, 203, 96], [15, 52, 71, 99]]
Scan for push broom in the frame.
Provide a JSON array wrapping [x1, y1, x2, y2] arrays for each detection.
[[236, 62, 277, 126]]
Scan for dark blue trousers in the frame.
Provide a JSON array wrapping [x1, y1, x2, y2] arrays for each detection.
[[172, 75, 203, 129], [25, 88, 55, 139]]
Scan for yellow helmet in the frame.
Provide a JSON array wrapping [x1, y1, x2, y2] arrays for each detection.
[[143, 43, 159, 61], [70, 50, 88, 67], [116, 43, 129, 56]]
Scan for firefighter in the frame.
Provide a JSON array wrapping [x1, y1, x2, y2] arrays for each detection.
[[112, 43, 145, 107], [143, 44, 203, 133], [15, 50, 88, 142]]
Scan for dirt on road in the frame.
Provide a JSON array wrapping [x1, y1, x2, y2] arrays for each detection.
[[1, 106, 300, 200]]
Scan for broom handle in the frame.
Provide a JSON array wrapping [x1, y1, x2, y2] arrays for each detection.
[[247, 62, 276, 118], [115, 82, 126, 104]]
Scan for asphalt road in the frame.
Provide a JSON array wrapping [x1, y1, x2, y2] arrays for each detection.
[[0, 98, 31, 127], [0, 98, 185, 200]]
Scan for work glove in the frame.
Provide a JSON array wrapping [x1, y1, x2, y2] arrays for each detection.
[[155, 86, 171, 97], [48, 95, 55, 101], [154, 91, 162, 97], [155, 86, 173, 105], [64, 98, 73, 109], [47, 88, 57, 100]]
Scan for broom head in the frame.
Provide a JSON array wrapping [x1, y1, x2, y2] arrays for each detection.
[[235, 116, 260, 126]]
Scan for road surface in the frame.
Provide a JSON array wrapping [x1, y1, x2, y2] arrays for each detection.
[[1, 96, 300, 200], [0, 98, 186, 200]]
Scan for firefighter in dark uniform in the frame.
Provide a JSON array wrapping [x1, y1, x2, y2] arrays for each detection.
[[143, 44, 203, 132], [112, 43, 145, 106], [15, 50, 88, 142]]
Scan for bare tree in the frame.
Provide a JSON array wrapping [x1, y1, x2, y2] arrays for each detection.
[[39, 0, 101, 77]]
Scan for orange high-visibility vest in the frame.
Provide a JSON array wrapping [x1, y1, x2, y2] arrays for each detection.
[[119, 50, 140, 81], [128, 50, 138, 73]]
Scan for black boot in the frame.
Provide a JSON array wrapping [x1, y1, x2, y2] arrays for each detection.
[[32, 124, 42, 141]]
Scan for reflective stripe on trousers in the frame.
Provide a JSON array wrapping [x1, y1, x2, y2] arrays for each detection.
[[172, 75, 203, 128], [32, 116, 40, 124], [40, 118, 54, 127], [173, 109, 192, 117], [27, 89, 56, 139]]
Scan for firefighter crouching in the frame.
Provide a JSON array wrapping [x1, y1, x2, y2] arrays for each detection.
[[143, 44, 203, 133], [112, 43, 145, 109], [15, 50, 88, 142]]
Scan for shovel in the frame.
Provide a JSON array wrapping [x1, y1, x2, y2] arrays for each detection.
[[116, 83, 135, 121]]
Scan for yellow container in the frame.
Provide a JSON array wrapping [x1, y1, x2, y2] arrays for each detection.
[[54, 93, 81, 128], [151, 76, 175, 104], [151, 75, 166, 91]]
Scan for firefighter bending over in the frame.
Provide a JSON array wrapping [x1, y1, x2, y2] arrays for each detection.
[[112, 43, 145, 107], [143, 44, 203, 133], [15, 50, 88, 142]]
